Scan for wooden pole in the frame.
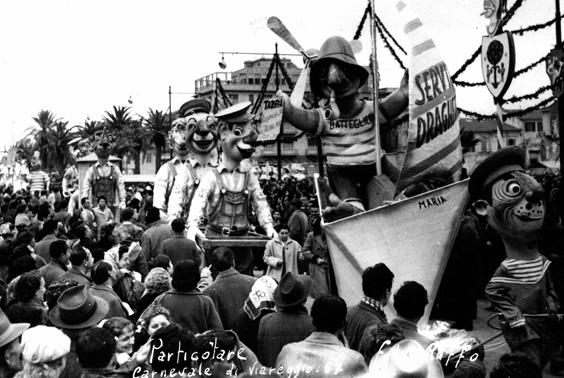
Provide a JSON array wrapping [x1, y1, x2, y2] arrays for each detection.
[[369, 0, 382, 175], [275, 43, 282, 179]]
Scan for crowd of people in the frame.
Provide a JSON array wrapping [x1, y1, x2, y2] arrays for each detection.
[[0, 171, 557, 378]]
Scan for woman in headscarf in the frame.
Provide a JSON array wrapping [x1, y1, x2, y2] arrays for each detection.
[[232, 276, 277, 354]]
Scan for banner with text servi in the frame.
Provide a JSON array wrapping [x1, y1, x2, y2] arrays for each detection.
[[392, 0, 463, 196]]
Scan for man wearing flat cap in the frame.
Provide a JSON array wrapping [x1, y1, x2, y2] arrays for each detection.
[[469, 146, 562, 370], [154, 99, 219, 220], [188, 102, 276, 275]]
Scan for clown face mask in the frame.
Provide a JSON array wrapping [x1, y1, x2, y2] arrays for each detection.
[[485, 171, 545, 242], [169, 118, 191, 159], [219, 120, 258, 162], [185, 113, 218, 155]]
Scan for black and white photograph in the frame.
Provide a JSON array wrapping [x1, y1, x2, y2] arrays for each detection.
[[0, 0, 562, 376]]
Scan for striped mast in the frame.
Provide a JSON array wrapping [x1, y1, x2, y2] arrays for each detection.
[[369, 0, 382, 175]]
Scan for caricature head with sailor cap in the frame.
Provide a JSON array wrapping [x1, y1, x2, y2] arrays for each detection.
[[469, 146, 545, 243]]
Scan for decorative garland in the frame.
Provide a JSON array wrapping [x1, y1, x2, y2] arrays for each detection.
[[503, 85, 552, 104], [511, 14, 564, 36], [458, 96, 555, 120], [454, 52, 550, 87], [374, 17, 407, 70], [276, 55, 296, 91], [251, 56, 276, 114], [353, 2, 371, 40], [371, 6, 407, 55], [215, 78, 232, 108]]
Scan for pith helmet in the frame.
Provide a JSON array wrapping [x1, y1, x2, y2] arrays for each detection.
[[310, 36, 369, 99]]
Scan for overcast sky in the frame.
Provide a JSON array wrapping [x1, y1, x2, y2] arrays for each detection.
[[0, 0, 558, 150]]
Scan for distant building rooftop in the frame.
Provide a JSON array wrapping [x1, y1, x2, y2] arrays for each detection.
[[459, 118, 521, 133]]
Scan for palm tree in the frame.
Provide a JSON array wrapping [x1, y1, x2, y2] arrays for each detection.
[[27, 110, 75, 172], [102, 105, 137, 165], [143, 108, 170, 172]]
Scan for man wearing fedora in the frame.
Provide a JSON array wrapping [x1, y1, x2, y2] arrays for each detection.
[[0, 310, 28, 378], [49, 285, 109, 378], [257, 272, 314, 368]]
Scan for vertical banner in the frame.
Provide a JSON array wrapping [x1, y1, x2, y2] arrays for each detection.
[[393, 0, 463, 195]]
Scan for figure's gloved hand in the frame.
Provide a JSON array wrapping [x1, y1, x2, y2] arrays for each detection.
[[187, 225, 204, 242], [276, 90, 290, 106], [119, 201, 126, 210], [266, 226, 277, 239], [317, 177, 364, 222]]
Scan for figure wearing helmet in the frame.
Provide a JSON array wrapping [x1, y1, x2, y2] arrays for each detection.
[[279, 36, 408, 212]]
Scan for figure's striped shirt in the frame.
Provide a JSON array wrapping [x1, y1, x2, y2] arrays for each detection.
[[317, 101, 383, 166], [501, 257, 550, 283], [29, 171, 49, 193]]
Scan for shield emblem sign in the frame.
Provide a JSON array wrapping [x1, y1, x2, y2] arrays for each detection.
[[481, 31, 515, 100]]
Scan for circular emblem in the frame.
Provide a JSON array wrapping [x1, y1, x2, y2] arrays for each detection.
[[486, 40, 504, 65]]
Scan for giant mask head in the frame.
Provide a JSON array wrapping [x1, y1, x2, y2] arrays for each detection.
[[310, 36, 369, 100], [469, 147, 545, 242], [169, 118, 191, 159], [178, 99, 218, 156], [30, 151, 42, 171], [216, 102, 258, 162], [93, 129, 113, 160]]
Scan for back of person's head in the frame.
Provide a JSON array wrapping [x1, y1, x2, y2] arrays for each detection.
[[44, 279, 79, 311], [490, 353, 542, 378], [54, 201, 62, 212], [128, 198, 140, 211], [76, 327, 116, 369], [210, 247, 234, 272], [37, 203, 50, 221], [171, 260, 200, 292], [14, 271, 43, 303], [74, 224, 89, 241], [359, 323, 405, 364], [393, 281, 428, 320], [16, 204, 27, 214], [121, 207, 135, 222], [91, 261, 112, 285], [150, 324, 194, 372], [14, 231, 33, 247], [49, 239, 68, 260], [148, 255, 171, 271], [311, 295, 347, 334], [8, 255, 36, 282], [42, 219, 58, 235], [171, 218, 185, 233], [99, 223, 116, 240], [146, 207, 160, 224], [69, 245, 88, 267], [194, 329, 240, 370], [362, 263, 394, 300]]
